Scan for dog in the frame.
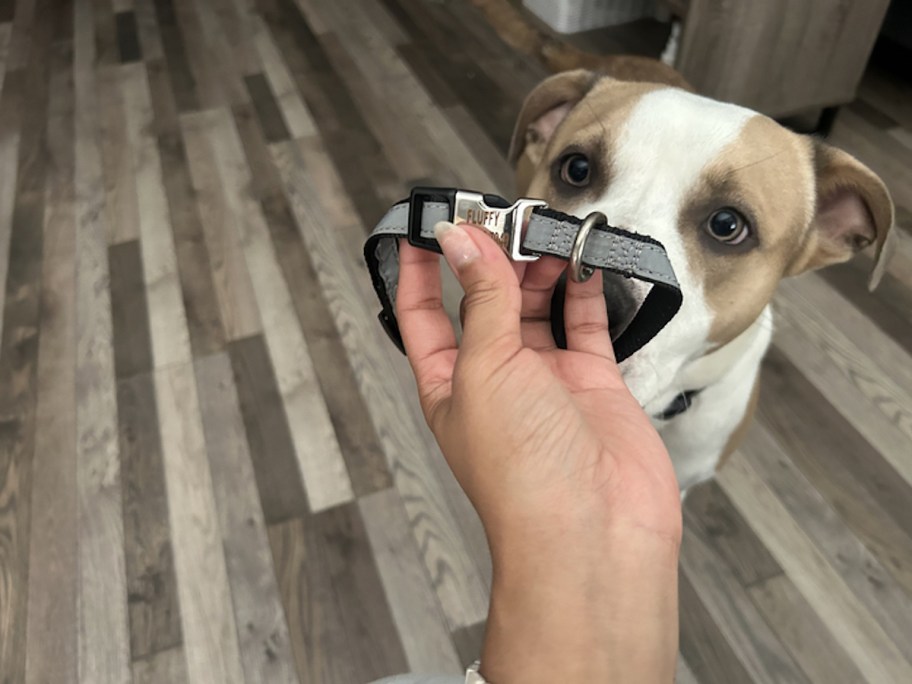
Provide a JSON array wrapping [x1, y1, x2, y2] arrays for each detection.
[[508, 69, 895, 493]]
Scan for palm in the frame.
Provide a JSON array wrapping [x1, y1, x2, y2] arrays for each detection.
[[396, 230, 680, 529]]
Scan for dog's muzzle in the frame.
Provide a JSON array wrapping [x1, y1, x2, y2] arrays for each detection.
[[364, 187, 683, 363]]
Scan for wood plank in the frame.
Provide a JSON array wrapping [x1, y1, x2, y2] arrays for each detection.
[[156, 128, 226, 357], [117, 373, 182, 659], [782, 274, 912, 401], [272, 138, 491, 628], [0, 0, 15, 23], [150, 0, 199, 114], [73, 1, 132, 678], [109, 241, 153, 379], [0, 65, 24, 350], [683, 480, 782, 588], [230, 103, 391, 496], [131, 647, 189, 684], [748, 565, 867, 684], [760, 336, 912, 535], [188, 0, 249, 106], [133, 0, 164, 60], [227, 335, 308, 524], [451, 623, 485, 672], [115, 10, 142, 62], [773, 277, 912, 486], [200, 108, 353, 512], [820, 254, 912, 357], [680, 526, 807, 683], [244, 72, 290, 143], [250, 15, 315, 139], [360, 489, 463, 674], [171, 0, 226, 109], [210, 0, 260, 76], [758, 346, 912, 597], [119, 61, 192, 368], [256, 0, 398, 226], [302, 0, 503, 193], [93, 0, 119, 67], [96, 65, 140, 245], [771, 317, 912, 495], [748, 575, 864, 684], [847, 98, 899, 130], [679, 570, 752, 684], [6, 0, 36, 71], [267, 504, 409, 684], [831, 108, 912, 212], [194, 352, 299, 684], [261, 194, 392, 496], [740, 421, 912, 663], [0, 18, 14, 95], [179, 111, 263, 342], [717, 452, 912, 683], [155, 362, 245, 684], [24, 40, 77, 684], [675, 654, 699, 684]]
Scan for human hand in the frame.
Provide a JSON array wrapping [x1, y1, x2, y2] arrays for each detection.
[[396, 221, 681, 683]]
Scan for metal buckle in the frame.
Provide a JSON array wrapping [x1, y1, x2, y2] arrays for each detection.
[[407, 187, 545, 261], [569, 211, 607, 282]]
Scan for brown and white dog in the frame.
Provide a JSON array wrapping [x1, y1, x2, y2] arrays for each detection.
[[509, 70, 895, 493]]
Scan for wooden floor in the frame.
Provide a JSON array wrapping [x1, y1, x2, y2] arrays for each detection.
[[1, 0, 911, 682]]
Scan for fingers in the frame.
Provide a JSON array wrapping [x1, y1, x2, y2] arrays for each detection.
[[436, 221, 522, 357], [518, 256, 565, 350], [564, 272, 616, 361], [396, 240, 459, 406]]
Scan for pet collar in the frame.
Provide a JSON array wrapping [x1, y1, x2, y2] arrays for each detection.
[[364, 187, 683, 363]]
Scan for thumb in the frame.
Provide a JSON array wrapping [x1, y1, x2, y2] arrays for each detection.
[[435, 221, 522, 356]]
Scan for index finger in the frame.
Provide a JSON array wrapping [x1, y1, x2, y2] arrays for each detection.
[[395, 240, 459, 396]]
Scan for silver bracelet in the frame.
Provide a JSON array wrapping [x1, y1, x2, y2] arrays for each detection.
[[465, 660, 488, 683]]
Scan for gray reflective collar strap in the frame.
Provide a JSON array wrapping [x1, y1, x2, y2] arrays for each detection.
[[364, 189, 683, 363]]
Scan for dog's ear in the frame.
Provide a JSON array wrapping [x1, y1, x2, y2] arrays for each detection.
[[789, 139, 895, 290], [508, 70, 601, 172]]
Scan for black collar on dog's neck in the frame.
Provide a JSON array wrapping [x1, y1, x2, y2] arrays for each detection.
[[655, 389, 702, 421]]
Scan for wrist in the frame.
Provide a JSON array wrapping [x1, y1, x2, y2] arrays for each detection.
[[481, 522, 680, 684]]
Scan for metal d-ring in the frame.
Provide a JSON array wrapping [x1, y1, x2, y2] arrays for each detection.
[[569, 211, 606, 282]]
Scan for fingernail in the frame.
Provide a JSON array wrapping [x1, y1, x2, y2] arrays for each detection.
[[435, 221, 480, 270]]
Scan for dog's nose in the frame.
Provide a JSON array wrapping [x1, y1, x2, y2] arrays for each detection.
[[602, 272, 641, 342]]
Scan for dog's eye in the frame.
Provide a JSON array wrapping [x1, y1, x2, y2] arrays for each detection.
[[559, 154, 590, 187], [706, 208, 750, 245]]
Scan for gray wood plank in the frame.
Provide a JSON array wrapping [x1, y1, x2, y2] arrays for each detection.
[[758, 345, 912, 596], [117, 373, 182, 659], [24, 39, 78, 684], [194, 352, 299, 684], [74, 1, 132, 678], [120, 61, 192, 368], [227, 334, 308, 524], [201, 107, 353, 512], [132, 647, 190, 684], [748, 574, 865, 684], [717, 452, 912, 682], [684, 480, 782, 588], [360, 489, 463, 674], [679, 570, 753, 684], [109, 241, 153, 379], [154, 362, 246, 684], [680, 525, 808, 684], [739, 421, 912, 664], [267, 505, 409, 684]]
